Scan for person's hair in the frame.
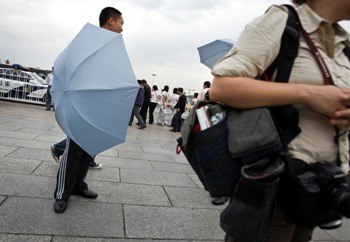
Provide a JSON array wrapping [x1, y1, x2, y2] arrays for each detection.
[[153, 85, 158, 91], [177, 87, 184, 93], [291, 0, 307, 5], [173, 88, 178, 94], [194, 92, 198, 98], [137, 79, 142, 84], [141, 79, 147, 84], [163, 85, 169, 92], [204, 81, 211, 88], [99, 7, 122, 27]]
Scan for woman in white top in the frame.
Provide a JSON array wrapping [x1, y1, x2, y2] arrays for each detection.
[[156, 85, 169, 126], [148, 85, 159, 124], [167, 87, 179, 126]]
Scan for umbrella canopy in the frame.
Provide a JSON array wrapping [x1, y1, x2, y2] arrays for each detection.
[[197, 39, 234, 69], [51, 23, 139, 156]]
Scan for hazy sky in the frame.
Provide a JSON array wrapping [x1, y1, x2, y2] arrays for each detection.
[[1, 0, 349, 94]]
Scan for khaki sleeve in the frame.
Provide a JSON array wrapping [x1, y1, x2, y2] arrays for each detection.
[[211, 5, 289, 78]]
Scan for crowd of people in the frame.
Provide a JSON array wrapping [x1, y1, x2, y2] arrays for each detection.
[[127, 79, 211, 133]]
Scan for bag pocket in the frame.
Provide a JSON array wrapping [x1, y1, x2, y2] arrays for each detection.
[[227, 108, 282, 165], [192, 117, 241, 197], [220, 157, 284, 242]]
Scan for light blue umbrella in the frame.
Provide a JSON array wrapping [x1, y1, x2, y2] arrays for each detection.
[[197, 39, 234, 69], [51, 23, 139, 156]]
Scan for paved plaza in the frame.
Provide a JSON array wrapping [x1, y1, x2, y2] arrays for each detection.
[[0, 100, 349, 241]]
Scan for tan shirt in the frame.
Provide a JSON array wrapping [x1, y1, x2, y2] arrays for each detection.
[[212, 4, 350, 172]]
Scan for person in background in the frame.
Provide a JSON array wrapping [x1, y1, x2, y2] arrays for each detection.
[[170, 87, 186, 132], [139, 79, 151, 124], [157, 85, 169, 126], [191, 92, 199, 106], [210, 0, 350, 241], [148, 85, 159, 125], [167, 87, 179, 127], [129, 80, 147, 129], [52, 6, 125, 214], [45, 67, 54, 110], [197, 81, 211, 101]]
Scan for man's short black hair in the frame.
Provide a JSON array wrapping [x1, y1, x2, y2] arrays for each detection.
[[99, 7, 122, 27], [204, 81, 211, 88]]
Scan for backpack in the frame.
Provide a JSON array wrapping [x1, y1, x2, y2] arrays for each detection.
[[176, 5, 301, 198]]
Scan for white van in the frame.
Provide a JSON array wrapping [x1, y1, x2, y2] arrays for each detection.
[[0, 67, 48, 105]]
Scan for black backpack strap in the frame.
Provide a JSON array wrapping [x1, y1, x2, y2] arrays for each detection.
[[343, 43, 350, 61], [264, 5, 300, 83]]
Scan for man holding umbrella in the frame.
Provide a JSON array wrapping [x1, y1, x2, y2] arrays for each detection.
[[53, 7, 126, 214]]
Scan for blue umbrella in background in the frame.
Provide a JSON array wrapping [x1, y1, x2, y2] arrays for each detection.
[[197, 39, 234, 69], [51, 23, 139, 156]]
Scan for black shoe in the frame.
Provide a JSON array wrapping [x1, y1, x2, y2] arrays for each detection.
[[138, 125, 147, 129], [136, 123, 140, 126], [72, 189, 98, 199], [211, 196, 229, 205], [54, 199, 67, 213], [169, 129, 176, 132]]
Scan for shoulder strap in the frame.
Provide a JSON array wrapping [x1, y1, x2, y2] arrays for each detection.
[[263, 4, 300, 83], [344, 43, 350, 61]]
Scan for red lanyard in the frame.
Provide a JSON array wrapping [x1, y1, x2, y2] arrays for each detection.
[[300, 22, 344, 166], [301, 28, 335, 86]]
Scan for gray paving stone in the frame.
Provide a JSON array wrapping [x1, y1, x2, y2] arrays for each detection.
[[124, 205, 224, 240], [99, 148, 120, 157], [119, 150, 176, 163], [0, 144, 17, 156], [0, 234, 52, 241], [17, 127, 55, 135], [34, 162, 121, 183], [189, 174, 205, 189], [33, 161, 60, 177], [312, 228, 338, 241], [6, 147, 54, 162], [86, 166, 120, 182], [316, 218, 350, 240], [55, 237, 188, 241], [151, 160, 195, 174], [95, 156, 153, 171], [173, 154, 189, 164], [0, 196, 6, 204], [0, 130, 40, 140], [164, 187, 224, 209], [0, 123, 24, 131], [0, 156, 41, 174], [33, 134, 66, 143], [93, 181, 171, 206], [0, 173, 54, 198], [114, 142, 143, 152], [0, 136, 54, 150], [0, 197, 124, 237], [121, 169, 197, 187], [137, 141, 163, 149], [143, 146, 176, 155]]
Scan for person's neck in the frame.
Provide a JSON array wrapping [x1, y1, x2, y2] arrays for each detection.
[[308, 1, 339, 23]]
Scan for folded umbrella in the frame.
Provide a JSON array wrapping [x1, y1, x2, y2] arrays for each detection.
[[51, 23, 139, 156], [197, 39, 234, 69]]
